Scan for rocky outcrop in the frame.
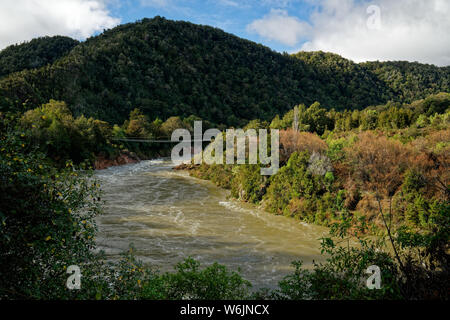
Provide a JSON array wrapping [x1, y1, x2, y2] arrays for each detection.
[[94, 151, 140, 170]]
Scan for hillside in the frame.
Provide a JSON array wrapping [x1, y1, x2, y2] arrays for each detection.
[[0, 36, 79, 78], [0, 17, 448, 126], [362, 61, 450, 103], [293, 51, 393, 106]]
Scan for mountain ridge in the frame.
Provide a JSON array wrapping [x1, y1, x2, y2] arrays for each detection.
[[0, 16, 448, 126]]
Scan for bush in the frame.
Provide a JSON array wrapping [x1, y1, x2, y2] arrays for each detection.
[[279, 129, 327, 164], [264, 152, 321, 218], [231, 164, 265, 203], [159, 258, 251, 300], [344, 131, 412, 197], [0, 117, 102, 299], [274, 238, 402, 300]]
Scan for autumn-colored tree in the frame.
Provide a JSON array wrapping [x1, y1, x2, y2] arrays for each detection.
[[345, 131, 412, 197], [345, 131, 413, 272], [279, 129, 328, 163]]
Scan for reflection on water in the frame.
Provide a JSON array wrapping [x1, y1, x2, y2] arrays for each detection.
[[95, 159, 328, 289]]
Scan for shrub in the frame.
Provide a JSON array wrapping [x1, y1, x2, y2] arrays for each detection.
[[159, 258, 251, 300], [279, 129, 327, 164], [0, 119, 102, 299], [231, 164, 265, 203], [264, 152, 321, 217], [345, 131, 412, 197]]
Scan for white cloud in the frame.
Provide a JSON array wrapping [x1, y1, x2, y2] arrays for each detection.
[[247, 9, 311, 46], [248, 0, 450, 66], [0, 0, 120, 50], [218, 0, 240, 7], [139, 0, 170, 8]]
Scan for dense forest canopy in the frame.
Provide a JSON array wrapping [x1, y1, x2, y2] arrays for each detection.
[[362, 61, 450, 103], [0, 36, 79, 78], [0, 17, 448, 127]]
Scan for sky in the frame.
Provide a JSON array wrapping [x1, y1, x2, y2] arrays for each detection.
[[0, 0, 449, 66]]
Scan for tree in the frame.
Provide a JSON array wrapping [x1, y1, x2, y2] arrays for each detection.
[[0, 116, 102, 298], [124, 108, 153, 138], [279, 129, 328, 164], [160, 116, 189, 138]]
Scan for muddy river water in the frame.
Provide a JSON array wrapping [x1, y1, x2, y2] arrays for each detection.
[[95, 159, 328, 289]]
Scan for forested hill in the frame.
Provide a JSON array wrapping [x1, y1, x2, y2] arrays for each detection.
[[0, 36, 79, 78], [0, 17, 449, 126], [361, 61, 450, 103]]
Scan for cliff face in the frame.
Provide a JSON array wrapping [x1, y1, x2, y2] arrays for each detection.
[[94, 151, 140, 170]]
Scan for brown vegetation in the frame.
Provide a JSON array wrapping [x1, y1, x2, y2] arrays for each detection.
[[279, 129, 328, 163]]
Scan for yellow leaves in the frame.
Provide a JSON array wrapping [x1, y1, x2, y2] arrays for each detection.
[[45, 236, 52, 241], [68, 208, 72, 214], [137, 279, 141, 286]]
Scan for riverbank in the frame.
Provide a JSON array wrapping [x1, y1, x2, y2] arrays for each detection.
[[94, 150, 140, 170], [94, 148, 172, 170]]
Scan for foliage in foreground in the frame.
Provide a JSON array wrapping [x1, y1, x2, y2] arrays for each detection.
[[0, 114, 101, 298], [271, 205, 449, 300]]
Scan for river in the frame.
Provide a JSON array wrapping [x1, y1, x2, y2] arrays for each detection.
[[95, 159, 328, 289]]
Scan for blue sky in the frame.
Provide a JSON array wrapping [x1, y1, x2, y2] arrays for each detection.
[[108, 0, 315, 53], [0, 0, 449, 66]]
